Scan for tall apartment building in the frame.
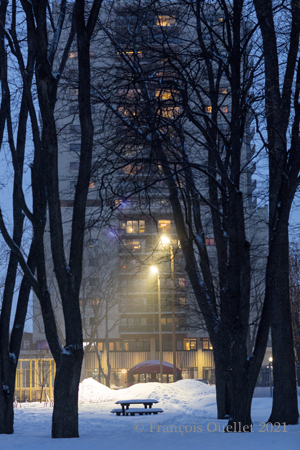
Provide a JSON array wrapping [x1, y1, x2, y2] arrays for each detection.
[[31, 0, 268, 388]]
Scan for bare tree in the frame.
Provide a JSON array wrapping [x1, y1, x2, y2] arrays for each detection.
[[0, 0, 103, 438], [92, 0, 272, 431], [289, 244, 300, 363], [90, 0, 300, 429], [253, 0, 300, 424]]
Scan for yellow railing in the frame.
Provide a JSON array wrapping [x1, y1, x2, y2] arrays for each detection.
[[15, 359, 56, 402]]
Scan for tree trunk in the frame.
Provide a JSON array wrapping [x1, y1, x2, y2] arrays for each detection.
[[268, 225, 299, 424], [52, 348, 83, 439], [214, 356, 230, 419], [0, 375, 14, 434]]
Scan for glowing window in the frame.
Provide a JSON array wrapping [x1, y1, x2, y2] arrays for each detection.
[[183, 339, 197, 351], [205, 238, 215, 246], [219, 87, 228, 94], [109, 342, 115, 351], [69, 51, 78, 59], [156, 89, 173, 100], [205, 106, 212, 114], [203, 338, 213, 350], [160, 107, 180, 118], [118, 50, 142, 60], [157, 15, 177, 26], [158, 220, 171, 232], [125, 220, 145, 233]]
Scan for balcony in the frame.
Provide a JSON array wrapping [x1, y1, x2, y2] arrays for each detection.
[[119, 323, 186, 333]]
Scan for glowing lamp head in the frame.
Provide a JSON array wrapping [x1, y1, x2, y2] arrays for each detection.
[[150, 265, 159, 274], [160, 236, 170, 245], [269, 357, 273, 362]]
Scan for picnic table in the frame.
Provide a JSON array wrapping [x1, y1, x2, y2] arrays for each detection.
[[111, 399, 163, 416]]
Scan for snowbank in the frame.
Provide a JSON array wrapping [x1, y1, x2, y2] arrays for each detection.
[[79, 378, 215, 411], [79, 378, 118, 402]]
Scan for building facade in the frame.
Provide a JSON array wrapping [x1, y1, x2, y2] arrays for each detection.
[[31, 0, 269, 389]]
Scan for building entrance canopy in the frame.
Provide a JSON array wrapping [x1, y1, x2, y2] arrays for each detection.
[[128, 360, 181, 375]]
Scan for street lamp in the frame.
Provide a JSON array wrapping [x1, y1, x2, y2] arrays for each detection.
[[150, 265, 163, 383], [160, 236, 176, 382], [269, 357, 273, 397]]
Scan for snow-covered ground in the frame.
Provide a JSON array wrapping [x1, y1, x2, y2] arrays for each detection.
[[1, 379, 299, 450]]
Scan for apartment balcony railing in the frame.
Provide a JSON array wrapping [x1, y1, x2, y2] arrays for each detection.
[[119, 323, 186, 333]]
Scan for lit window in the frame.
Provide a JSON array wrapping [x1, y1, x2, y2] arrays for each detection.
[[122, 164, 142, 175], [98, 342, 103, 351], [203, 338, 213, 350], [69, 51, 78, 59], [205, 106, 212, 114], [122, 239, 145, 253], [126, 221, 138, 233], [125, 220, 145, 233], [109, 342, 115, 351], [161, 318, 167, 325], [205, 238, 215, 246], [158, 219, 171, 232], [157, 15, 177, 26], [155, 89, 173, 100], [139, 220, 145, 233], [219, 87, 228, 94], [118, 50, 142, 60], [89, 180, 95, 189], [160, 107, 180, 118], [183, 339, 197, 351]]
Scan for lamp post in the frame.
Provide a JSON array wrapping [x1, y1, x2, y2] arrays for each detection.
[[160, 236, 176, 382], [150, 266, 163, 383], [269, 357, 273, 397]]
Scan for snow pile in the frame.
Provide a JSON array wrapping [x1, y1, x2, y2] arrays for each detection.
[[79, 378, 118, 402], [115, 379, 216, 414], [79, 378, 215, 413]]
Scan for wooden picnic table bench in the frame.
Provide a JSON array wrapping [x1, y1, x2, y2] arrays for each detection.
[[111, 399, 163, 416]]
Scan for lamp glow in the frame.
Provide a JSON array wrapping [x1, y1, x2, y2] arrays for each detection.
[[150, 265, 159, 274], [160, 235, 170, 245]]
